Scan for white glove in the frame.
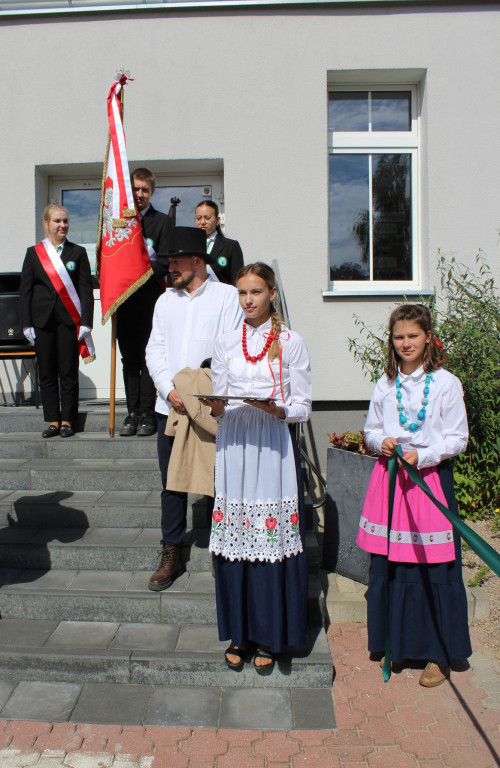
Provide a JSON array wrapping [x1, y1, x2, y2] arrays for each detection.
[[23, 327, 36, 345], [144, 236, 157, 262], [78, 326, 92, 341]]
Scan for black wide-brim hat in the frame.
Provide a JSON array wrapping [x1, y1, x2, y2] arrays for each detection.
[[167, 226, 215, 265]]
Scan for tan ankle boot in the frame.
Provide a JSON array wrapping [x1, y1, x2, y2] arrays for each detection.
[[148, 544, 182, 591]]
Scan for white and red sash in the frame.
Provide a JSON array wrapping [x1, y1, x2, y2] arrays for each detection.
[[34, 239, 96, 363]]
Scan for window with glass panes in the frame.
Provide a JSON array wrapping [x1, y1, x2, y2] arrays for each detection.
[[328, 88, 419, 288]]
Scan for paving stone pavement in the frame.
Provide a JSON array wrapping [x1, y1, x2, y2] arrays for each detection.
[[0, 623, 497, 767]]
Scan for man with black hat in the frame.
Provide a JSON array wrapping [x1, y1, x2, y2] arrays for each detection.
[[145, 226, 243, 591]]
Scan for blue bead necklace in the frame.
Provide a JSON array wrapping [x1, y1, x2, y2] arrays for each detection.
[[395, 371, 433, 432]]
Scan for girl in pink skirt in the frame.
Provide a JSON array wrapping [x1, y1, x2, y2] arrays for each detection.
[[356, 304, 472, 687]]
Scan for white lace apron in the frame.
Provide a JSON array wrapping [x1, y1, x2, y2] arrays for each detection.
[[209, 405, 303, 563]]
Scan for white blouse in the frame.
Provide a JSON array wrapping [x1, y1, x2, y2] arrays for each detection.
[[211, 318, 312, 424], [365, 366, 468, 469]]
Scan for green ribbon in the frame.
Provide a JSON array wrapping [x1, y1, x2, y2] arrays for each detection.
[[381, 450, 399, 681], [382, 446, 500, 682]]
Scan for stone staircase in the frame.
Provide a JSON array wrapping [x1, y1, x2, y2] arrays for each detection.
[[0, 404, 336, 729]]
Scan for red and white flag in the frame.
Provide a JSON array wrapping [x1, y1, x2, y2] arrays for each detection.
[[96, 73, 151, 324]]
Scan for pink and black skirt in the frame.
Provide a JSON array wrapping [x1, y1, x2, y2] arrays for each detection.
[[356, 457, 455, 564]]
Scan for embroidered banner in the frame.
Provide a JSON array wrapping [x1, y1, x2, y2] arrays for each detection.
[[96, 73, 152, 324]]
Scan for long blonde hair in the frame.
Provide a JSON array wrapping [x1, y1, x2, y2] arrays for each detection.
[[237, 262, 282, 362]]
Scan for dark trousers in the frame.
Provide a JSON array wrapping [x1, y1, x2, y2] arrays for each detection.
[[116, 289, 158, 415], [35, 311, 79, 423], [157, 412, 188, 546]]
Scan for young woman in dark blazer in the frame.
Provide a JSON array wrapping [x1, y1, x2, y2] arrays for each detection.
[[19, 204, 94, 438], [194, 200, 244, 286]]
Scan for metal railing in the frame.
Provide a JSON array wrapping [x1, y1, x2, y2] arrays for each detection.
[[272, 259, 326, 509]]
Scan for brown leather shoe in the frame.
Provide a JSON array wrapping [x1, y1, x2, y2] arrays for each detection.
[[419, 661, 450, 687], [148, 545, 182, 591]]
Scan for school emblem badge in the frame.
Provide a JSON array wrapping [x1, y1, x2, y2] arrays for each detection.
[[217, 256, 228, 267], [66, 261, 76, 272]]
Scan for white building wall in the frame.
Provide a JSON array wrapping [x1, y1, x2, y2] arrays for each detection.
[[0, 3, 499, 405]]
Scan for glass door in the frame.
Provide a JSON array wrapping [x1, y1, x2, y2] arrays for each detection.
[[50, 174, 223, 273]]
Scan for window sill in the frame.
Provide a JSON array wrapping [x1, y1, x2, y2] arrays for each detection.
[[322, 288, 435, 298]]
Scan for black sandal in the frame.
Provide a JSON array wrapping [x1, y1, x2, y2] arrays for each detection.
[[254, 648, 276, 676], [42, 424, 59, 438], [224, 644, 248, 671]]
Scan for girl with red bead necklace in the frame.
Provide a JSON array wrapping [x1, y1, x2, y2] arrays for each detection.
[[201, 262, 311, 675], [357, 304, 471, 688]]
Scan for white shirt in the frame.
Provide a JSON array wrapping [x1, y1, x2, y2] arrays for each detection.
[[139, 206, 157, 261], [207, 232, 217, 254], [364, 366, 468, 469], [211, 318, 312, 424], [146, 278, 244, 414]]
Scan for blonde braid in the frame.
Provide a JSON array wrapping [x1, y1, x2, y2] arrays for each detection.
[[269, 306, 282, 362]]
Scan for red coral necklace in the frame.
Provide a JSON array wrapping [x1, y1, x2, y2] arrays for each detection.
[[242, 322, 274, 363]]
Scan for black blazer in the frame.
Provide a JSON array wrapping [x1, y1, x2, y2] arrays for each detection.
[[19, 241, 94, 329], [142, 205, 174, 281], [210, 234, 244, 285]]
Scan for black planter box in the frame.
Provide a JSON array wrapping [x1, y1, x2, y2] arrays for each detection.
[[323, 446, 376, 585]]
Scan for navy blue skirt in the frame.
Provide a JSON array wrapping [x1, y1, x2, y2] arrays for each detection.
[[213, 426, 308, 653], [367, 461, 472, 666]]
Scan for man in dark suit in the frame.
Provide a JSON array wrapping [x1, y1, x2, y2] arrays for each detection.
[[19, 204, 94, 437], [194, 200, 243, 285], [117, 168, 174, 437]]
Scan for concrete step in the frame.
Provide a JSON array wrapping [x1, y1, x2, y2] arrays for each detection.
[[0, 490, 207, 530], [0, 619, 333, 689], [0, 527, 321, 573], [0, 458, 162, 492], [0, 404, 127, 434], [0, 677, 336, 729], [0, 569, 325, 626], [0, 569, 218, 624], [0, 432, 158, 459], [0, 526, 207, 572], [0, 413, 332, 726]]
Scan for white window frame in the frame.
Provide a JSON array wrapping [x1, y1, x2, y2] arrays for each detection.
[[326, 84, 421, 295]]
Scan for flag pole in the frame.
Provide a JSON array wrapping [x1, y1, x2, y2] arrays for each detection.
[[107, 84, 126, 437], [95, 94, 114, 436], [109, 314, 117, 437], [100, 80, 126, 438]]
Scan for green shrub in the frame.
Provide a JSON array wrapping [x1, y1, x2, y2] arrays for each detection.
[[348, 252, 500, 519], [468, 564, 491, 588]]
